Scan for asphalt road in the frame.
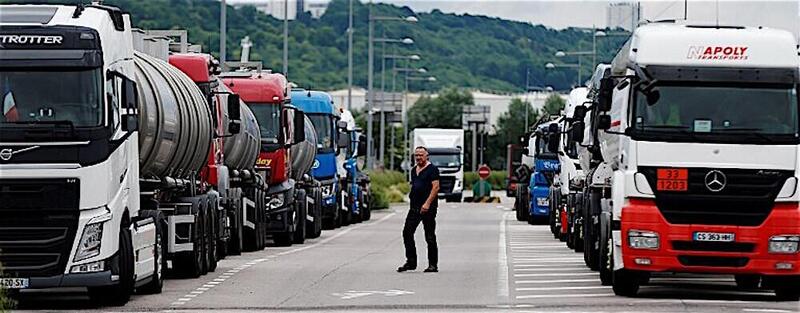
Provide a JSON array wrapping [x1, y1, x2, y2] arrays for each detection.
[[9, 199, 800, 312]]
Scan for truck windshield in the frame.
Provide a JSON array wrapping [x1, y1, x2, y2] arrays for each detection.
[[308, 113, 334, 152], [0, 68, 103, 127], [632, 82, 799, 144], [429, 154, 460, 168], [248, 104, 281, 144]]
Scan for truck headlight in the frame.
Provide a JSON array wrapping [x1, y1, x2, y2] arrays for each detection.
[[769, 235, 800, 254], [628, 230, 660, 250], [74, 222, 104, 262], [536, 197, 549, 207]]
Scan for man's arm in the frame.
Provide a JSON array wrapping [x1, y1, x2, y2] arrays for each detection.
[[422, 180, 439, 213]]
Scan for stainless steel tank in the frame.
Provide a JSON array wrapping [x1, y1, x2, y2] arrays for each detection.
[[219, 80, 261, 170], [134, 51, 213, 178], [290, 115, 318, 180]]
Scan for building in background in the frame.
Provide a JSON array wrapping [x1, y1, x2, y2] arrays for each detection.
[[228, 0, 328, 20]]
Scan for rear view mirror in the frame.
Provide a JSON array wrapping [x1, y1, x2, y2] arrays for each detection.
[[547, 132, 560, 153], [597, 77, 613, 111], [337, 120, 348, 130], [120, 75, 138, 132], [228, 94, 241, 121], [570, 123, 585, 142], [645, 89, 661, 106], [122, 114, 138, 132], [522, 147, 530, 155], [293, 109, 306, 145], [597, 114, 612, 130], [357, 134, 367, 157], [573, 106, 587, 121], [548, 123, 559, 134], [337, 131, 351, 149]]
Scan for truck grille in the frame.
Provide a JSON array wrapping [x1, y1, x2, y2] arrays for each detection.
[[639, 167, 790, 226], [671, 241, 756, 253], [0, 179, 80, 277], [439, 176, 455, 194], [678, 255, 749, 268]]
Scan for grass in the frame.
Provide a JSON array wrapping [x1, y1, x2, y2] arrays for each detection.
[[367, 170, 410, 209]]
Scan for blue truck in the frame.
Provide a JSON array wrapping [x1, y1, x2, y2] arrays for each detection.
[[528, 121, 561, 225], [291, 89, 349, 228], [338, 109, 371, 222]]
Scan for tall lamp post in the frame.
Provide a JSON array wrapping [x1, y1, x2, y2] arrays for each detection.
[[401, 75, 437, 173], [372, 38, 413, 167], [347, 0, 354, 110], [367, 5, 417, 169], [545, 62, 582, 87]]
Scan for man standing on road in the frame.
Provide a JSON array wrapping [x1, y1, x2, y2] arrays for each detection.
[[398, 146, 440, 273]]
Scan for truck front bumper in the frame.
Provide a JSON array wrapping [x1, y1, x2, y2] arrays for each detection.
[[264, 182, 296, 234], [620, 198, 800, 276], [11, 270, 116, 289]]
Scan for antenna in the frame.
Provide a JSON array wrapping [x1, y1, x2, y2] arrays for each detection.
[[715, 0, 720, 27], [240, 36, 252, 63], [684, 0, 688, 20]]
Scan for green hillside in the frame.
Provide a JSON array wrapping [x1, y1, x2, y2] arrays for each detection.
[[2, 0, 628, 91]]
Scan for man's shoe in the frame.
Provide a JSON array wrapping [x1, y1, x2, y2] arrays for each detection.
[[423, 266, 438, 273], [397, 263, 416, 272]]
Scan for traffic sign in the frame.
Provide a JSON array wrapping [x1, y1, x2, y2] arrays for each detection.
[[478, 165, 491, 179]]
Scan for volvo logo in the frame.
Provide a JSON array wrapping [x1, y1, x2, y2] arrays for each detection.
[[0, 146, 41, 161], [704, 170, 727, 192], [312, 159, 320, 169]]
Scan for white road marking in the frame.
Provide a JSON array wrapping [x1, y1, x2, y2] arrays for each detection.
[[514, 272, 598, 277], [202, 284, 215, 288], [742, 309, 795, 313], [515, 293, 613, 299], [515, 279, 599, 284], [516, 286, 610, 291], [331, 289, 415, 300], [498, 212, 510, 301], [177, 298, 192, 302], [277, 212, 397, 256], [171, 302, 185, 306], [190, 290, 204, 294], [514, 267, 589, 272]]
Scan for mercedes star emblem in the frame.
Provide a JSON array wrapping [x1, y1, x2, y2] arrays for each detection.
[[704, 170, 727, 192]]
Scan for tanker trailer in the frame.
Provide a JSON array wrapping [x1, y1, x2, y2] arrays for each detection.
[[291, 115, 324, 239]]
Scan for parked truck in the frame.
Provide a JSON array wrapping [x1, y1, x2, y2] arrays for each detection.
[[0, 4, 270, 305], [338, 108, 371, 222], [411, 128, 464, 202], [221, 65, 318, 246], [505, 144, 524, 198], [291, 89, 348, 227], [527, 121, 560, 225], [589, 23, 800, 299]]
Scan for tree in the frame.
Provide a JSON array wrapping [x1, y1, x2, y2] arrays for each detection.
[[543, 93, 566, 116], [407, 87, 474, 129], [484, 98, 539, 170]]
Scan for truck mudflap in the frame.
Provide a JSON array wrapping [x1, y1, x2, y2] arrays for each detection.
[[131, 217, 157, 282], [618, 198, 800, 276]]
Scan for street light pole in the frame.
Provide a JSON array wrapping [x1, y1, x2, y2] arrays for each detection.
[[347, 0, 353, 110], [283, 0, 289, 76], [220, 0, 226, 63], [367, 2, 374, 169]]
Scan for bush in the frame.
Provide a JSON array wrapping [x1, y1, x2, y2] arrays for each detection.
[[367, 170, 410, 209], [464, 171, 508, 190]]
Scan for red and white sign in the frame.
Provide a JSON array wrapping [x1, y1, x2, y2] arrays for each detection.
[[478, 165, 491, 179], [687, 46, 749, 60]]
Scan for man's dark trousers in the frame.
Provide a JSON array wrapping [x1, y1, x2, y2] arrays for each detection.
[[403, 207, 437, 267]]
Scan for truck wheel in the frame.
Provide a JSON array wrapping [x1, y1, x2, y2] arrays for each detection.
[[311, 187, 324, 238], [599, 215, 612, 286], [228, 190, 243, 255], [273, 232, 294, 246], [137, 210, 166, 294], [612, 268, 641, 297], [293, 190, 307, 244], [363, 187, 372, 221], [514, 196, 524, 222], [775, 286, 800, 301], [735, 275, 761, 289], [211, 196, 227, 260], [585, 190, 601, 271], [243, 190, 258, 252], [206, 198, 218, 272], [89, 223, 134, 306]]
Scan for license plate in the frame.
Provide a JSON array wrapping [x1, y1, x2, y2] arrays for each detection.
[[0, 278, 29, 289], [694, 232, 735, 242]]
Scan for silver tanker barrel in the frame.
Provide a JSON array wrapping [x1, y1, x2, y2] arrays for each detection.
[[133, 50, 213, 179], [290, 114, 318, 180], [217, 81, 261, 171]]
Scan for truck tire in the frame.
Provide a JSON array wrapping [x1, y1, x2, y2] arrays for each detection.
[[206, 197, 218, 272], [612, 268, 641, 297], [227, 189, 243, 255], [599, 214, 612, 286], [211, 195, 227, 260], [293, 190, 307, 244], [256, 189, 266, 250], [137, 210, 166, 295], [174, 198, 206, 278], [573, 194, 584, 253], [340, 193, 352, 226], [243, 190, 259, 252], [307, 187, 323, 239], [584, 190, 601, 271], [89, 222, 134, 306], [363, 186, 372, 221], [735, 275, 761, 290]]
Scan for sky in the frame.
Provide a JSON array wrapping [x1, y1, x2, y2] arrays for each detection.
[[377, 0, 800, 37]]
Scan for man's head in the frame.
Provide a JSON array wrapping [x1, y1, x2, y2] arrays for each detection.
[[414, 146, 428, 167]]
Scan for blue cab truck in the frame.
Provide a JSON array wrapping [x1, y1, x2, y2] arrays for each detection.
[[338, 109, 371, 222], [528, 121, 561, 225], [291, 89, 349, 228]]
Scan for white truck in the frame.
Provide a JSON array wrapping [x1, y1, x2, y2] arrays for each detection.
[[589, 23, 800, 299], [411, 128, 464, 202]]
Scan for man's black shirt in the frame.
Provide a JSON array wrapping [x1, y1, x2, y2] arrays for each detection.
[[410, 164, 440, 210]]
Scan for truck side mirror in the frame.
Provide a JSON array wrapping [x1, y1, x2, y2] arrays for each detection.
[[337, 131, 351, 149], [293, 109, 306, 145], [573, 105, 587, 121], [598, 77, 613, 111], [357, 134, 367, 157], [547, 133, 559, 153], [120, 76, 138, 132], [597, 114, 612, 130], [228, 94, 241, 121], [570, 123, 585, 142], [337, 120, 348, 131], [522, 147, 530, 155]]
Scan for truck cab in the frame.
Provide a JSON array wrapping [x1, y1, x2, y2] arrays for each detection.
[[411, 128, 464, 202], [528, 121, 560, 224], [593, 23, 800, 299], [338, 108, 371, 222], [291, 89, 346, 227], [221, 69, 307, 246]]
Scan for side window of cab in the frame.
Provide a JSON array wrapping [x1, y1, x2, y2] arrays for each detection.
[[106, 72, 120, 130]]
